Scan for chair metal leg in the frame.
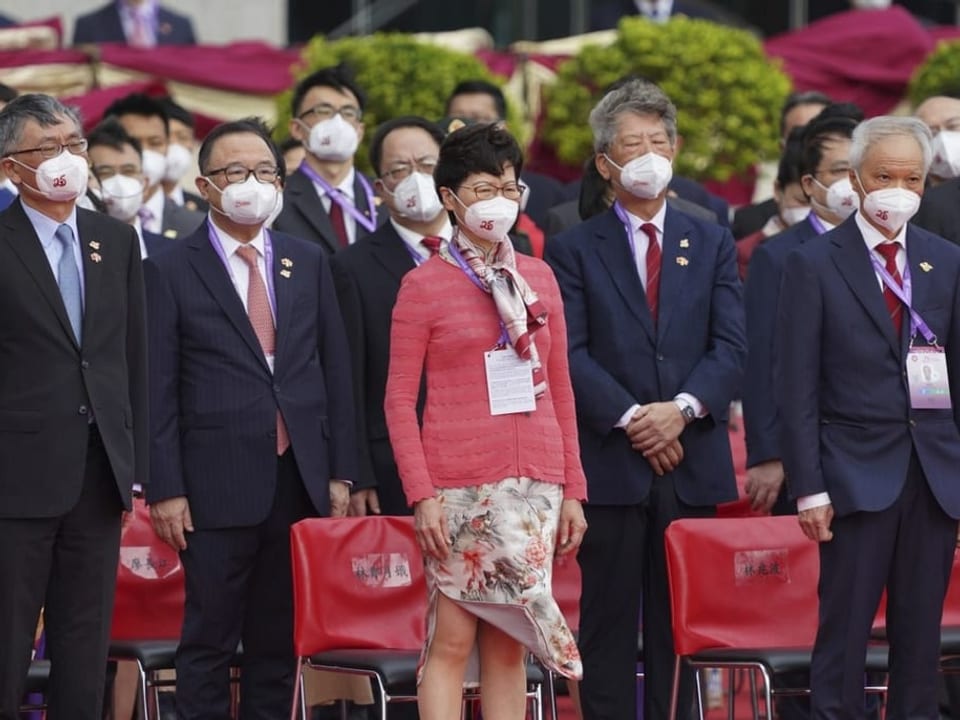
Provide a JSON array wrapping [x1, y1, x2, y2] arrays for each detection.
[[758, 666, 774, 720], [694, 669, 705, 720], [727, 670, 736, 720], [136, 664, 149, 720], [668, 655, 683, 720], [544, 670, 557, 720], [749, 669, 760, 720], [289, 658, 303, 720]]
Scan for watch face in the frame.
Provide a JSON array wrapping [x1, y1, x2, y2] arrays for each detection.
[[682, 405, 696, 423]]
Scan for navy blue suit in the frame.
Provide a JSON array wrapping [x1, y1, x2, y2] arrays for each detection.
[[546, 203, 745, 720], [72, 3, 196, 45], [777, 217, 960, 720], [742, 214, 821, 509], [141, 229, 170, 259], [143, 221, 355, 718], [0, 188, 14, 212]]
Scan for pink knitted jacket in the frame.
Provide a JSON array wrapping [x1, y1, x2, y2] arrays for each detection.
[[384, 254, 588, 506]]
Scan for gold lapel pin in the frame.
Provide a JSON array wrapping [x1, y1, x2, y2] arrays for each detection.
[[679, 238, 689, 248], [281, 258, 293, 268], [280, 269, 291, 278], [163, 229, 178, 239], [676, 257, 689, 267], [90, 252, 102, 263], [919, 261, 933, 272], [89, 241, 100, 250]]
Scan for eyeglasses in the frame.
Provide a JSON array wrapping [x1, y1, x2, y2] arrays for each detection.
[[458, 181, 526, 201], [298, 103, 362, 123], [205, 164, 280, 185], [381, 157, 438, 183], [7, 139, 88, 159], [92, 164, 142, 181]]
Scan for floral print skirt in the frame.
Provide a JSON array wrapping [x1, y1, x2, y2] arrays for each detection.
[[421, 477, 582, 686]]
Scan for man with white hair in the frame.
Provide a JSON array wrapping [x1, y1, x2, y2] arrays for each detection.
[[777, 115, 960, 719]]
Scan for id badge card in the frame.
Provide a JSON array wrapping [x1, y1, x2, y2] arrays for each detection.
[[484, 348, 536, 416], [906, 346, 952, 410]]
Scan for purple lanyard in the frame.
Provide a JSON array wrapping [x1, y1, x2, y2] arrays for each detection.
[[403, 241, 428, 267], [867, 247, 937, 345], [447, 241, 510, 347], [612, 201, 642, 262], [297, 162, 377, 233], [207, 222, 277, 320], [807, 212, 829, 235]]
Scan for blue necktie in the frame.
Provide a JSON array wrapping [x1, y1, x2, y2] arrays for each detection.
[[55, 224, 82, 344]]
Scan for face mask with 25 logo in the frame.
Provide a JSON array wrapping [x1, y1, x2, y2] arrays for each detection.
[[385, 172, 442, 223], [10, 150, 89, 202], [452, 193, 519, 243], [206, 176, 280, 226]]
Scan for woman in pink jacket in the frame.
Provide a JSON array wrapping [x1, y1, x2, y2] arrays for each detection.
[[385, 122, 588, 720]]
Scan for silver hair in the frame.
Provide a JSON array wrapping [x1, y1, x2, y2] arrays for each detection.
[[848, 115, 932, 175], [0, 94, 83, 158], [588, 79, 678, 153]]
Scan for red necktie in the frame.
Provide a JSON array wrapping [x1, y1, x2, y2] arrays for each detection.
[[236, 246, 291, 456], [875, 242, 903, 336], [420, 236, 443, 256], [640, 223, 661, 325], [328, 193, 349, 248]]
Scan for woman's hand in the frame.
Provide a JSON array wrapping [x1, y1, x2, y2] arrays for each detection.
[[414, 497, 451, 560], [556, 499, 587, 556]]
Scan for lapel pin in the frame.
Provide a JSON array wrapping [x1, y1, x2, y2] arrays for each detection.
[[281, 257, 293, 268], [163, 229, 178, 239], [919, 261, 933, 272], [679, 238, 689, 248], [280, 269, 291, 278], [90, 252, 102, 263], [89, 241, 100, 250], [676, 256, 689, 267]]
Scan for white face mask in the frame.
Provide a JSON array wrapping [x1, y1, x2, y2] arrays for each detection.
[[100, 174, 145, 223], [453, 194, 519, 243], [11, 150, 89, 202], [265, 190, 284, 228], [813, 176, 858, 219], [860, 184, 921, 233], [163, 143, 194, 183], [385, 172, 442, 223], [208, 176, 280, 226], [930, 131, 960, 179], [605, 152, 673, 199], [780, 205, 810, 227], [851, 0, 891, 8], [304, 114, 359, 162], [141, 149, 167, 187]]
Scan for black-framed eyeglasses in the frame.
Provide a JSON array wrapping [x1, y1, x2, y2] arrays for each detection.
[[298, 103, 362, 123], [458, 181, 527, 201], [205, 164, 280, 185], [7, 139, 88, 160], [380, 157, 438, 183], [92, 164, 142, 181]]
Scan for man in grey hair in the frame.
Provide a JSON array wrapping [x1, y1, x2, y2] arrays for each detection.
[[0, 93, 147, 720], [546, 78, 745, 720], [777, 115, 960, 719]]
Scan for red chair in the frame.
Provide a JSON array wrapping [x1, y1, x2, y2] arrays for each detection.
[[289, 515, 547, 720], [664, 516, 888, 720]]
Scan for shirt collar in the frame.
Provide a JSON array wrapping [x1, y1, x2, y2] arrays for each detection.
[[854, 209, 907, 252], [624, 199, 668, 240], [390, 216, 453, 259], [209, 218, 266, 259], [310, 166, 356, 200], [21, 199, 79, 252], [143, 186, 165, 223]]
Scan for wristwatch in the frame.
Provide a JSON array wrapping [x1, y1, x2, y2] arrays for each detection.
[[675, 399, 697, 425]]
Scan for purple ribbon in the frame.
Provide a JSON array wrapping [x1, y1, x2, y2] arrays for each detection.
[[867, 246, 937, 345], [612, 201, 642, 263], [297, 161, 377, 233], [807, 212, 830, 235], [447, 240, 510, 347], [207, 222, 277, 320]]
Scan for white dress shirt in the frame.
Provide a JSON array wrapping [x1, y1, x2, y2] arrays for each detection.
[[635, 0, 675, 21], [389, 216, 453, 263], [797, 210, 908, 513], [22, 201, 84, 301], [311, 166, 359, 245]]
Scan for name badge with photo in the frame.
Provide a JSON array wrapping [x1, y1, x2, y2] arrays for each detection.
[[906, 347, 952, 410], [484, 349, 536, 416]]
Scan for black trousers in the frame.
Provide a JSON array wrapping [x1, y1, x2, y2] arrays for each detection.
[[812, 454, 957, 720], [174, 450, 315, 720], [576, 477, 714, 720], [0, 426, 123, 720]]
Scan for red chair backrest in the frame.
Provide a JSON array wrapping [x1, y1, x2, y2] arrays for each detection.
[[665, 516, 820, 656], [110, 499, 185, 641], [552, 557, 581, 632], [290, 516, 427, 657]]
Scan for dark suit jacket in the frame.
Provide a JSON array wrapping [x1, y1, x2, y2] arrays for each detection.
[[732, 197, 777, 240], [521, 171, 567, 231], [742, 214, 820, 468], [273, 168, 383, 254], [776, 217, 960, 519], [330, 222, 420, 513], [142, 229, 172, 258], [143, 221, 356, 528], [160, 196, 203, 240], [545, 204, 745, 507], [72, 3, 196, 45], [0, 200, 147, 517], [914, 178, 960, 246], [544, 196, 717, 238]]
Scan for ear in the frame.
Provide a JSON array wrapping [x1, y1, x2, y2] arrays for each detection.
[[195, 175, 211, 200], [595, 153, 613, 182], [674, 134, 684, 153], [289, 118, 305, 143], [848, 168, 863, 196], [439, 186, 458, 213], [800, 174, 816, 200], [356, 122, 365, 144], [373, 177, 387, 199], [1, 157, 23, 185]]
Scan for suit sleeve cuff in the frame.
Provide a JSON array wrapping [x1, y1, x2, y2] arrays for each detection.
[[674, 393, 707, 418], [615, 404, 641, 429], [797, 492, 831, 512]]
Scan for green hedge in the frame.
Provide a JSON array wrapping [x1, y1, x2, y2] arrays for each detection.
[[274, 33, 514, 176], [908, 40, 960, 107], [541, 16, 791, 182]]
